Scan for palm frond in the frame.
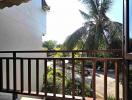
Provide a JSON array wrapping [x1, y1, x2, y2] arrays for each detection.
[[83, 33, 97, 50], [79, 10, 91, 20], [80, 0, 98, 16], [104, 21, 122, 41], [63, 26, 87, 50], [100, 0, 112, 13], [82, 23, 99, 50]]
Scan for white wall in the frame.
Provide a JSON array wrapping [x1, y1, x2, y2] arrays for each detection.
[[0, 0, 47, 93], [0, 0, 46, 50]]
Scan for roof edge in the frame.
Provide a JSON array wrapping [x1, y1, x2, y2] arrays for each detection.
[[42, 0, 50, 11], [0, 0, 30, 9]]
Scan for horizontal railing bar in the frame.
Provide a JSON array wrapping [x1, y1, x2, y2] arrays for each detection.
[[0, 49, 122, 53], [0, 57, 123, 60]]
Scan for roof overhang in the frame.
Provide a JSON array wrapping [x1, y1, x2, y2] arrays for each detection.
[[0, 0, 30, 9], [42, 0, 50, 11]]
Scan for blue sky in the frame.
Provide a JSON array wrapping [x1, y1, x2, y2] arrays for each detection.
[[106, 0, 123, 23], [129, 0, 132, 38], [43, 0, 123, 43]]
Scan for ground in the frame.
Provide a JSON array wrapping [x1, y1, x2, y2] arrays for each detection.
[[0, 69, 123, 100], [96, 71, 123, 99]]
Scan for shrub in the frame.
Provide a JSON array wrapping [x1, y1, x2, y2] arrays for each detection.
[[42, 66, 92, 97], [107, 95, 116, 100]]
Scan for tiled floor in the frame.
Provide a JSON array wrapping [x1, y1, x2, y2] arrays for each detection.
[[0, 93, 43, 100], [0, 93, 103, 100], [20, 97, 43, 100], [0, 92, 12, 100]]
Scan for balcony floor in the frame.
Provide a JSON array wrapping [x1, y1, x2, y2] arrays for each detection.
[[0, 93, 43, 100], [0, 92, 103, 100]]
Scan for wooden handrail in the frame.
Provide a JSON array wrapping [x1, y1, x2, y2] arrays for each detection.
[[0, 50, 123, 100]]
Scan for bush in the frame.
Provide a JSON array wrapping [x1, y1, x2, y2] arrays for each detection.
[[107, 95, 116, 100], [42, 66, 92, 97], [42, 66, 63, 93]]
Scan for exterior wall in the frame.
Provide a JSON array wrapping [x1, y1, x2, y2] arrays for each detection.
[[0, 0, 47, 92], [0, 0, 46, 50]]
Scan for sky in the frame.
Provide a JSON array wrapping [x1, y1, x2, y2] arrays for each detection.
[[43, 0, 123, 44], [129, 0, 132, 38]]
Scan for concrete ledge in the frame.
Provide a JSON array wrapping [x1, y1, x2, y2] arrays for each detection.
[[20, 97, 43, 100]]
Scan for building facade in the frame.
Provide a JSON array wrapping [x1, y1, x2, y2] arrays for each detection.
[[0, 0, 49, 92]]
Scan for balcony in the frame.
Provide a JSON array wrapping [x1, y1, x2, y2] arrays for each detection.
[[0, 50, 125, 100]]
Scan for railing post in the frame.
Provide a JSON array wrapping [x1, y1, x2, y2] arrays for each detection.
[[104, 61, 107, 100], [53, 59, 56, 97], [13, 52, 17, 100], [92, 60, 96, 100], [20, 58, 24, 93], [115, 61, 119, 100], [28, 59, 31, 94], [62, 60, 65, 98], [36, 59, 39, 95], [122, 60, 127, 100], [6, 58, 10, 90], [82, 60, 85, 100], [0, 59, 3, 91], [72, 51, 75, 99], [44, 59, 47, 97]]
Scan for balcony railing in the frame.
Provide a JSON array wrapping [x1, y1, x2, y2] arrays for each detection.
[[0, 50, 124, 100]]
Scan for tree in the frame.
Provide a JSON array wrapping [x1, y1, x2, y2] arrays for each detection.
[[63, 0, 122, 50], [42, 40, 57, 50]]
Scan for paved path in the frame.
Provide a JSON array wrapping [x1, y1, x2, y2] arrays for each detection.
[[96, 72, 123, 99]]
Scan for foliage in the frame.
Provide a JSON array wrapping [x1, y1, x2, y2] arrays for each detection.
[[42, 66, 92, 96], [107, 95, 116, 100], [42, 40, 57, 50], [42, 66, 63, 93], [53, 47, 63, 58], [63, 0, 122, 50]]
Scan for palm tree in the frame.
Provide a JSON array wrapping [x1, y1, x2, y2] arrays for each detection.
[[63, 0, 122, 50]]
